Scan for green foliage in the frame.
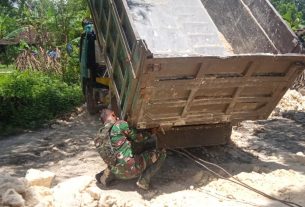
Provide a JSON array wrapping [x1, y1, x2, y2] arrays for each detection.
[[0, 14, 18, 39], [1, 0, 89, 65], [14, 0, 90, 46], [0, 0, 86, 135], [0, 64, 15, 73], [0, 46, 20, 65], [61, 41, 81, 85], [51, 0, 90, 45], [0, 0, 19, 38], [271, 0, 305, 30], [0, 71, 83, 135], [62, 56, 81, 85]]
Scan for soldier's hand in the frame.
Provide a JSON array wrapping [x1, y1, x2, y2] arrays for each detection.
[[151, 127, 160, 135]]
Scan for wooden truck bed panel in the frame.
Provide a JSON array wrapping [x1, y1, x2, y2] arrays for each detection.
[[88, 0, 305, 129], [130, 56, 304, 128]]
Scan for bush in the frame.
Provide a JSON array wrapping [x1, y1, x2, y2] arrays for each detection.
[[0, 71, 83, 135], [62, 55, 81, 85]]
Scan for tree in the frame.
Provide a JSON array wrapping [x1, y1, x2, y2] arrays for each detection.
[[52, 0, 90, 45], [1, 0, 89, 68], [0, 0, 19, 38], [271, 0, 305, 30], [1, 0, 89, 45]]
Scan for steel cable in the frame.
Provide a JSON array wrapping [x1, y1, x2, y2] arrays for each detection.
[[171, 149, 303, 207]]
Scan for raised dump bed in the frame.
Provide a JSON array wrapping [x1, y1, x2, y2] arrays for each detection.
[[127, 0, 233, 56], [88, 0, 305, 147]]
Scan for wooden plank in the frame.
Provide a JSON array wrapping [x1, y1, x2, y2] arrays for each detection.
[[111, 0, 131, 54], [162, 113, 258, 122], [155, 76, 288, 89], [129, 81, 143, 125], [225, 87, 243, 113], [137, 111, 263, 128], [110, 0, 135, 78], [111, 0, 136, 80], [119, 7, 125, 22], [121, 72, 134, 119], [104, 6, 112, 54], [225, 61, 254, 114], [89, 1, 106, 47], [262, 64, 305, 115], [149, 97, 271, 107], [120, 65, 128, 100], [105, 54, 121, 106], [181, 63, 209, 117], [111, 38, 125, 96], [111, 28, 121, 77], [147, 55, 304, 65], [136, 112, 262, 129], [284, 63, 302, 81], [181, 89, 198, 117], [129, 62, 155, 127], [126, 46, 148, 121]]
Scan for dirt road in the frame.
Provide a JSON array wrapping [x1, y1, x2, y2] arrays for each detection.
[[1, 90, 305, 207]]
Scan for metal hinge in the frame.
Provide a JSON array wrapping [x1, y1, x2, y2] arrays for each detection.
[[147, 63, 161, 73]]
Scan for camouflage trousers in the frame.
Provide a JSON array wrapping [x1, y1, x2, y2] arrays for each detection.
[[110, 149, 166, 180]]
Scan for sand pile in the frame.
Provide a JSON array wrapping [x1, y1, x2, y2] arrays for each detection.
[[272, 89, 305, 116]]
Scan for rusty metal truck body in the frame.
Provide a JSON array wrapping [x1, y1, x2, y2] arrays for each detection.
[[87, 0, 305, 148]]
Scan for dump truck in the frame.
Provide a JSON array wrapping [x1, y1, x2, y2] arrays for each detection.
[[81, 0, 305, 148]]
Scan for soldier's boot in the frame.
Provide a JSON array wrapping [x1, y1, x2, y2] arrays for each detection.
[[95, 167, 115, 187], [136, 150, 166, 190]]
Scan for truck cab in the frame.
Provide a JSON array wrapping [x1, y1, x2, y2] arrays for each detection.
[[80, 20, 110, 114]]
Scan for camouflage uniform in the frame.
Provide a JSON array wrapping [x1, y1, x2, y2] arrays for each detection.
[[95, 120, 117, 166], [98, 120, 166, 182]]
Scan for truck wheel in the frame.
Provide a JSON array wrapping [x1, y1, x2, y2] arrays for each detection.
[[86, 84, 98, 115]]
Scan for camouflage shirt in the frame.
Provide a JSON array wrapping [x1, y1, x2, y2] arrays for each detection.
[[109, 120, 139, 164], [95, 120, 117, 166], [99, 119, 163, 179]]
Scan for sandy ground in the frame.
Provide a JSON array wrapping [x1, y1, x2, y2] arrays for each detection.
[[1, 91, 305, 207]]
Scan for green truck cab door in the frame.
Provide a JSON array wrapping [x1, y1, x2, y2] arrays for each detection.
[[80, 23, 95, 80], [79, 22, 110, 114], [80, 23, 99, 114]]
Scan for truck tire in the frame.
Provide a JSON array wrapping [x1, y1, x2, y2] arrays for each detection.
[[86, 84, 98, 115]]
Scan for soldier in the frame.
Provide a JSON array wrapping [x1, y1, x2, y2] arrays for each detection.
[[94, 109, 166, 190]]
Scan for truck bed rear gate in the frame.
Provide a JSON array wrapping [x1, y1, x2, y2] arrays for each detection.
[[132, 56, 304, 128]]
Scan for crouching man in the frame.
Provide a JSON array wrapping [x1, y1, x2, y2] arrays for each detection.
[[94, 109, 166, 190]]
